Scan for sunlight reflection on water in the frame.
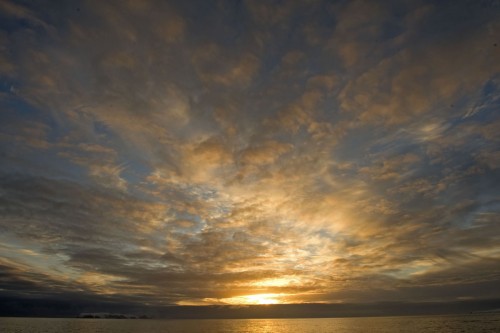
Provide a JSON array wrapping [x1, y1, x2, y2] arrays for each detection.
[[1, 314, 500, 333]]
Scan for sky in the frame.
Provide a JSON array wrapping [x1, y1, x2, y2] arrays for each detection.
[[1, 0, 500, 313]]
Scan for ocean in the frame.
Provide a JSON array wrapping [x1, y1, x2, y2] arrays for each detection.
[[1, 314, 499, 332]]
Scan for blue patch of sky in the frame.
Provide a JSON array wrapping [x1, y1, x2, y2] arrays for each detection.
[[367, 129, 417, 156], [0, 93, 45, 122], [0, 78, 18, 93], [0, 144, 89, 184], [436, 171, 500, 221], [0, 93, 86, 157], [482, 77, 498, 96], [468, 75, 500, 117], [212, 203, 232, 218], [0, 103, 96, 182], [474, 169, 500, 200], [456, 206, 482, 230], [182, 184, 218, 201], [120, 160, 152, 189], [87, 122, 154, 191], [315, 228, 339, 243], [446, 196, 499, 232], [456, 198, 500, 230], [0, 9, 35, 32], [91, 119, 113, 139]]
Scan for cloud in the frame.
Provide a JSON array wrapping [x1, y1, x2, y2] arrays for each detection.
[[338, 7, 500, 125], [1, 0, 500, 310], [240, 140, 292, 166], [192, 43, 260, 87]]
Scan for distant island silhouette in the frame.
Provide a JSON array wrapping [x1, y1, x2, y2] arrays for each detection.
[[78, 313, 151, 319]]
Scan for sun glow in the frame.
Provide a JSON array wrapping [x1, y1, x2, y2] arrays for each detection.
[[222, 293, 286, 305], [244, 294, 280, 304]]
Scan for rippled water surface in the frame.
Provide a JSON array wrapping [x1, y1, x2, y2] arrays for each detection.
[[1, 314, 499, 333]]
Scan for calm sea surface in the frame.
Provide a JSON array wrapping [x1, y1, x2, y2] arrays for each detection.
[[1, 314, 499, 333]]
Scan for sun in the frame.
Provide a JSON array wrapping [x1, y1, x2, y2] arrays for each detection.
[[221, 293, 285, 305], [242, 293, 280, 304]]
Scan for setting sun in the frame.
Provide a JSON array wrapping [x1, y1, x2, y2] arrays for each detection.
[[222, 294, 286, 305], [244, 294, 280, 305]]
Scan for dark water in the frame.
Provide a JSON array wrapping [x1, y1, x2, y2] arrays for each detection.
[[1, 314, 499, 332]]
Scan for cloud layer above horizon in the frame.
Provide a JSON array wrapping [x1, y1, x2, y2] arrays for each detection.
[[1, 0, 500, 306]]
